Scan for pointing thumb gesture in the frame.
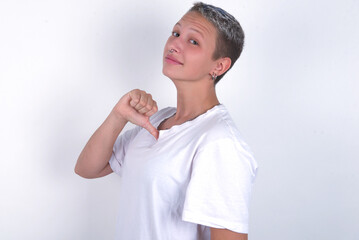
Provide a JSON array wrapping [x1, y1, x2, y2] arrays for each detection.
[[112, 89, 159, 139]]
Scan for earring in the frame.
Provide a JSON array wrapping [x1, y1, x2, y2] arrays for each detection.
[[211, 73, 217, 81]]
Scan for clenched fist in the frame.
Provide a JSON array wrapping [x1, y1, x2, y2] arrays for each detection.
[[111, 89, 159, 139]]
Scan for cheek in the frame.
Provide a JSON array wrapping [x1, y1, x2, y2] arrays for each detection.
[[190, 50, 211, 66], [190, 53, 215, 75]]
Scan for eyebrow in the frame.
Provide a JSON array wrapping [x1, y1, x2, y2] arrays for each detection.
[[175, 22, 205, 38]]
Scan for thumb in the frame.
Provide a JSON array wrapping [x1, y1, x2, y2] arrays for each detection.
[[141, 116, 159, 140]]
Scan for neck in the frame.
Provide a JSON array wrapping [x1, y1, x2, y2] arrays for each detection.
[[172, 79, 219, 121]]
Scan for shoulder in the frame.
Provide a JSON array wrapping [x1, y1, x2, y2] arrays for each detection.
[[149, 106, 176, 124], [197, 105, 256, 162], [200, 104, 244, 143], [193, 105, 258, 176]]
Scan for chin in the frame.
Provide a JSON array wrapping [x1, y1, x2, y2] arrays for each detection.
[[162, 66, 190, 82], [162, 67, 174, 79]]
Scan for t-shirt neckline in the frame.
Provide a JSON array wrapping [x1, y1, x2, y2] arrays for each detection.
[[155, 104, 224, 134]]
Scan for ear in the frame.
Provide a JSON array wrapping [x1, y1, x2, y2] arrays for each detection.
[[212, 57, 231, 77]]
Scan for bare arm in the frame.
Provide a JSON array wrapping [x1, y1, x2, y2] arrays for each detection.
[[210, 228, 248, 240], [74, 112, 127, 178], [74, 89, 159, 179]]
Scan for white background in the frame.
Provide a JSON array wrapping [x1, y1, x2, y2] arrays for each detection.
[[1, 0, 358, 239]]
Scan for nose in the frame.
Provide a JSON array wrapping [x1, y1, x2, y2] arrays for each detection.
[[167, 36, 183, 54]]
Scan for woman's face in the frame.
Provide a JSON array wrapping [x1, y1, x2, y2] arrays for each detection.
[[162, 11, 218, 82]]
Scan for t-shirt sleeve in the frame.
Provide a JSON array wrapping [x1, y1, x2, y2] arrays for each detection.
[[181, 138, 258, 234], [109, 126, 141, 176]]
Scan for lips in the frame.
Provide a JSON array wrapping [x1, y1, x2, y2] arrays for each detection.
[[165, 55, 183, 65]]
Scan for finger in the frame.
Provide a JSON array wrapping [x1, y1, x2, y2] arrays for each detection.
[[133, 91, 148, 111], [129, 90, 141, 108], [142, 117, 159, 140], [145, 100, 158, 117], [138, 95, 154, 114]]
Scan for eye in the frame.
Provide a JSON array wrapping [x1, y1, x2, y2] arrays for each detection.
[[189, 39, 199, 45], [172, 31, 180, 37]]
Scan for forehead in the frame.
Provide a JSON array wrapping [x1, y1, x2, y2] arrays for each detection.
[[176, 11, 217, 37]]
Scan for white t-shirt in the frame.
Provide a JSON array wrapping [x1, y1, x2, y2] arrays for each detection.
[[109, 104, 258, 240]]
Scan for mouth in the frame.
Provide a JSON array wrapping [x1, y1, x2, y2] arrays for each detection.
[[164, 55, 183, 65]]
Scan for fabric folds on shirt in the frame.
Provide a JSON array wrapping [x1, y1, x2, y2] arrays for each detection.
[[109, 104, 258, 240]]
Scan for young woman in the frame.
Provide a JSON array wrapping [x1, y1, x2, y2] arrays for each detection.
[[75, 2, 258, 240]]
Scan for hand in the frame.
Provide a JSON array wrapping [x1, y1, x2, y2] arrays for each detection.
[[112, 89, 159, 139]]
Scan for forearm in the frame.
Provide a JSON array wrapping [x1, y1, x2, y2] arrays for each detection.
[[75, 112, 127, 178], [75, 89, 158, 178]]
